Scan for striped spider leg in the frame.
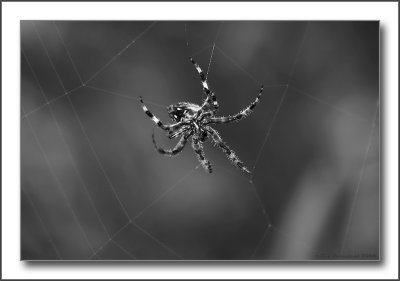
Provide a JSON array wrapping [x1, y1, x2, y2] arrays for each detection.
[[192, 134, 212, 173], [206, 85, 263, 125], [204, 126, 251, 174], [139, 96, 185, 137], [140, 57, 263, 174], [152, 130, 193, 156], [189, 57, 219, 114]]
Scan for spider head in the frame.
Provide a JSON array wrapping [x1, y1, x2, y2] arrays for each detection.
[[167, 102, 201, 122], [167, 105, 186, 122]]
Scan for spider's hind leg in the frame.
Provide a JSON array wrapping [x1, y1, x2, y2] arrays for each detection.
[[152, 131, 190, 156], [207, 126, 251, 174], [191, 135, 212, 173]]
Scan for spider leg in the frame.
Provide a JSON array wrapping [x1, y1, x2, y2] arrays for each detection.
[[206, 126, 251, 174], [189, 57, 219, 111], [199, 111, 213, 123], [152, 131, 191, 156], [208, 85, 263, 124], [191, 135, 212, 173], [168, 124, 189, 139], [140, 96, 177, 131]]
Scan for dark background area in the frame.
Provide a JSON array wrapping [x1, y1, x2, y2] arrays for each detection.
[[21, 21, 379, 260]]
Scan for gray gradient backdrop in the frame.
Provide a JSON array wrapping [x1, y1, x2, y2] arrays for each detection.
[[21, 21, 379, 260]]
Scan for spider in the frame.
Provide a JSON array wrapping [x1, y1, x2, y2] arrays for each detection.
[[140, 57, 263, 174]]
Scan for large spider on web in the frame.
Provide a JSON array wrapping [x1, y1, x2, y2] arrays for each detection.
[[140, 57, 263, 174]]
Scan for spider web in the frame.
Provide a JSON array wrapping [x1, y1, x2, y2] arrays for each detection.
[[21, 20, 380, 260]]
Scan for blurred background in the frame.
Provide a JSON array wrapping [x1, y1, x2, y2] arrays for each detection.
[[21, 21, 379, 260]]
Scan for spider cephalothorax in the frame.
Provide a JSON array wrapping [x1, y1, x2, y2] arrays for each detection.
[[167, 102, 200, 122], [140, 57, 263, 174]]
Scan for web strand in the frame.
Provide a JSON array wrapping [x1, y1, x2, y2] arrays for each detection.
[[88, 220, 132, 259], [252, 85, 288, 172], [193, 33, 319, 259], [250, 224, 272, 259], [214, 45, 262, 86], [35, 24, 134, 220], [215, 164, 250, 183], [340, 103, 379, 254], [248, 24, 311, 258], [65, 94, 132, 221], [252, 21, 308, 173], [110, 239, 137, 260], [52, 23, 187, 259], [249, 182, 272, 224], [288, 22, 309, 84], [85, 85, 167, 109], [132, 222, 184, 259], [53, 21, 84, 85], [84, 21, 157, 85], [21, 186, 63, 260], [22, 48, 111, 239], [206, 44, 216, 79], [190, 44, 213, 58], [132, 165, 200, 221], [21, 102, 51, 119], [33, 22, 67, 93], [184, 23, 189, 48], [216, 164, 271, 225], [206, 22, 223, 79], [32, 23, 137, 254], [22, 111, 96, 255], [20, 86, 82, 120], [290, 86, 369, 123]]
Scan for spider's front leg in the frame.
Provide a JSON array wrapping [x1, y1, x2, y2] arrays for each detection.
[[189, 57, 219, 111], [140, 96, 181, 132], [191, 135, 212, 173], [206, 126, 251, 174], [207, 85, 263, 125]]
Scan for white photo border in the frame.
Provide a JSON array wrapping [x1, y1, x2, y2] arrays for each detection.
[[2, 1, 398, 279]]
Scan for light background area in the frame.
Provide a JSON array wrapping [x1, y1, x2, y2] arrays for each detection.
[[2, 1, 398, 279]]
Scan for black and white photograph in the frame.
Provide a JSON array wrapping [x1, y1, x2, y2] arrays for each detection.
[[20, 20, 379, 261]]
